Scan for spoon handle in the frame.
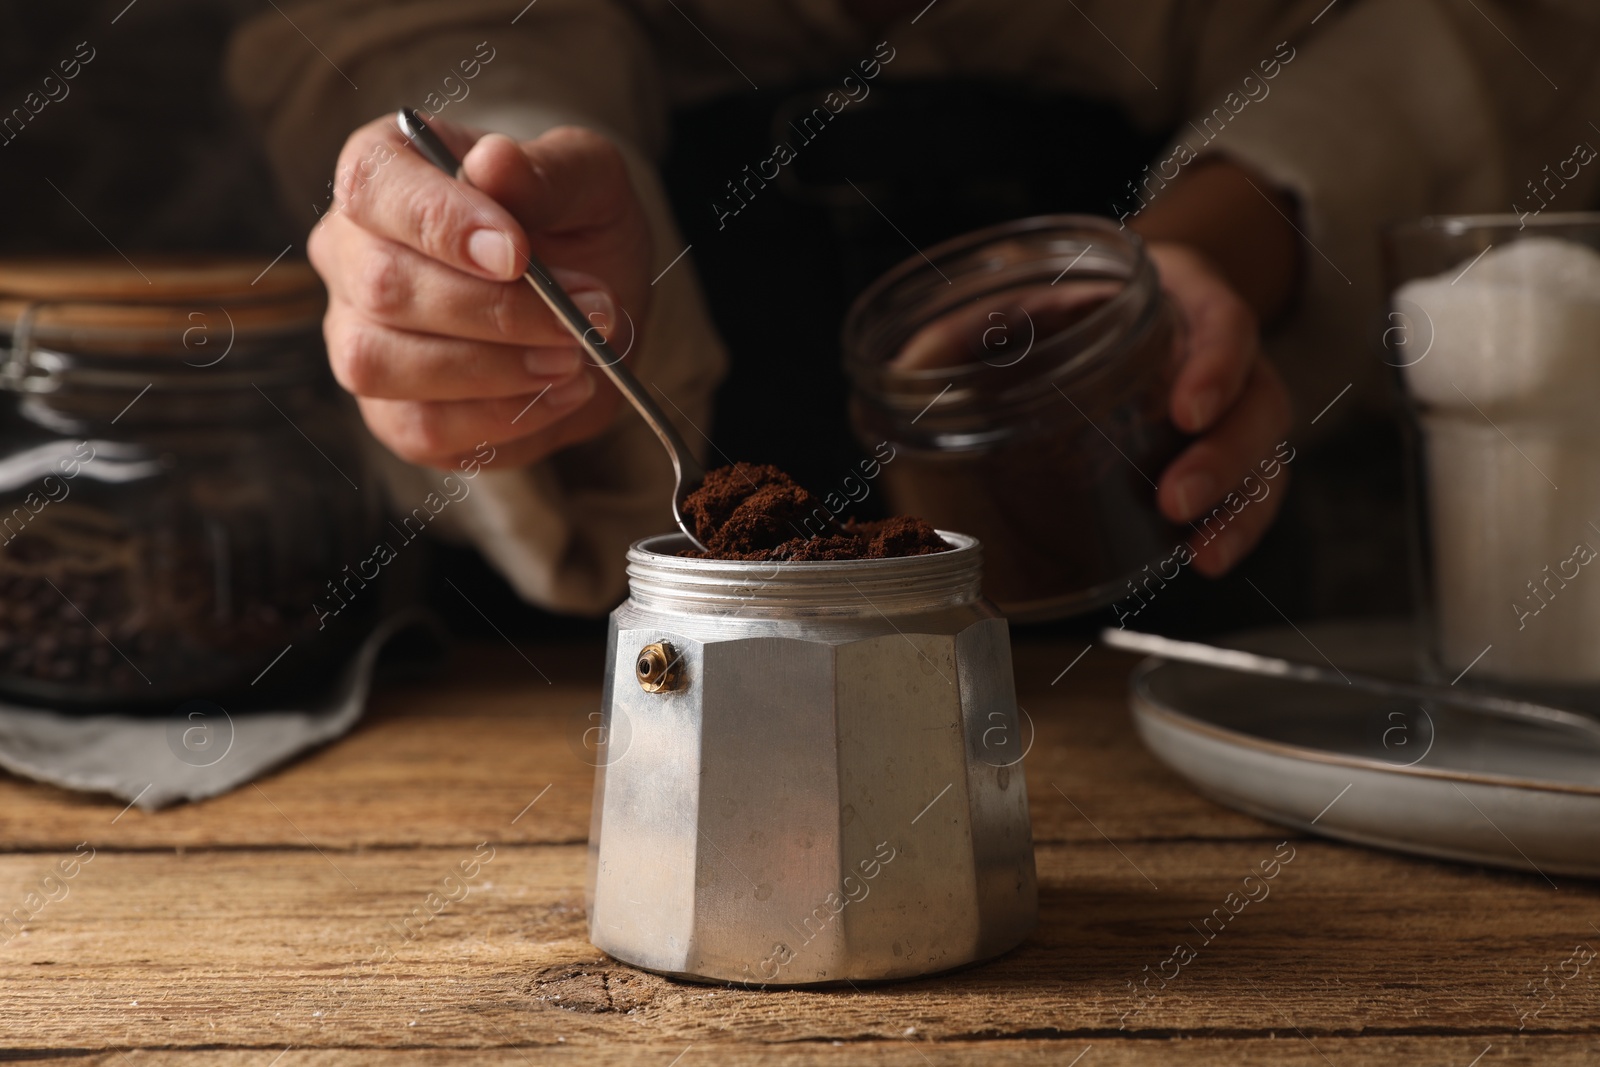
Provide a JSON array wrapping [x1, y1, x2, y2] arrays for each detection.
[[394, 108, 705, 492]]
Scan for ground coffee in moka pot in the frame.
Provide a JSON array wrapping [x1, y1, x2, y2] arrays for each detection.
[[682, 462, 949, 562]]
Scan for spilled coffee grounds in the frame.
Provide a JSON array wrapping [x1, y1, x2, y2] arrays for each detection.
[[683, 463, 949, 561]]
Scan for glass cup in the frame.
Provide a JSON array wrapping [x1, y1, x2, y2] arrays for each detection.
[[1384, 213, 1600, 702]]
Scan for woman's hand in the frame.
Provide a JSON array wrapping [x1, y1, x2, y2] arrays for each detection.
[[1148, 243, 1293, 576], [307, 115, 653, 471], [1132, 157, 1303, 576]]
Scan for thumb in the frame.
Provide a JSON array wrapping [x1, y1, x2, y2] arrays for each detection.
[[462, 128, 634, 235]]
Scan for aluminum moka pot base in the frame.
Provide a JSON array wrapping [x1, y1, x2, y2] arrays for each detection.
[[585, 533, 1038, 986]]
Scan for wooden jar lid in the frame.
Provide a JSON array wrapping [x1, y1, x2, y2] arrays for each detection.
[[0, 256, 326, 354]]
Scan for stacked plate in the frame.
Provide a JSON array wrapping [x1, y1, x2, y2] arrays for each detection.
[[1129, 621, 1600, 879]]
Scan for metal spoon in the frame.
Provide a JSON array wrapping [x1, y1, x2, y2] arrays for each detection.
[[1102, 628, 1600, 745], [395, 108, 707, 550]]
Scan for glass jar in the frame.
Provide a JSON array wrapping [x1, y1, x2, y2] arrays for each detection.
[[843, 215, 1185, 620], [589, 532, 1035, 984], [0, 257, 382, 709], [1384, 213, 1600, 701]]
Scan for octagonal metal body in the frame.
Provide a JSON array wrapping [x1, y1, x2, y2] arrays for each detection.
[[586, 532, 1036, 985]]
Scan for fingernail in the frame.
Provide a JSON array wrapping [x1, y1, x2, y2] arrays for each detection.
[[467, 229, 517, 278], [1195, 534, 1233, 577], [545, 372, 596, 411], [1187, 386, 1222, 430], [1172, 471, 1215, 519], [524, 348, 582, 377], [571, 290, 617, 337]]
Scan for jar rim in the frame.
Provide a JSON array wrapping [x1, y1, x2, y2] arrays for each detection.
[[625, 531, 985, 616], [840, 214, 1162, 432], [842, 213, 1154, 383]]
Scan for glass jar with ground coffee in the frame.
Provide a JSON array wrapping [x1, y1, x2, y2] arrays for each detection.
[[0, 257, 382, 709], [843, 215, 1186, 620]]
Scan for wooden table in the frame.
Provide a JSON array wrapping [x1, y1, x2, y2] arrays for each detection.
[[3, 635, 1597, 1064]]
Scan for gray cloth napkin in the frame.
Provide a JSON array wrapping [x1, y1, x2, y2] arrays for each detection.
[[0, 612, 435, 810]]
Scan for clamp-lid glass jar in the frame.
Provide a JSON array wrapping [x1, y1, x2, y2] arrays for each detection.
[[843, 215, 1186, 620], [0, 257, 381, 708]]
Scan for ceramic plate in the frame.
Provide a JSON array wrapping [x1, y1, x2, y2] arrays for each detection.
[[1129, 621, 1600, 879]]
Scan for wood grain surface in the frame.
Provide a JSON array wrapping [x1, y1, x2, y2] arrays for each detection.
[[2, 636, 1596, 1064]]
